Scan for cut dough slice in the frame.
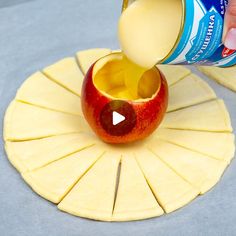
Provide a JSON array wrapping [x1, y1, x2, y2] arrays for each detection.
[[5, 133, 96, 173], [22, 145, 104, 203], [162, 99, 232, 132], [77, 48, 112, 74], [58, 152, 121, 221], [155, 128, 235, 163], [112, 153, 164, 221], [167, 74, 216, 112], [157, 65, 191, 86], [4, 101, 90, 141], [16, 72, 82, 116], [43, 58, 83, 96], [148, 138, 228, 194], [136, 149, 199, 213], [199, 66, 236, 91]]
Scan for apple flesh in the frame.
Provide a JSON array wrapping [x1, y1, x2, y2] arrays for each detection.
[[81, 53, 168, 144]]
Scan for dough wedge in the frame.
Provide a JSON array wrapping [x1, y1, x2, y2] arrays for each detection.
[[162, 99, 232, 132], [136, 149, 199, 213], [167, 74, 216, 112], [4, 101, 90, 141], [16, 72, 82, 116], [157, 65, 191, 86], [148, 138, 228, 194], [112, 153, 164, 221], [199, 66, 236, 92], [58, 152, 121, 221], [22, 145, 104, 203], [5, 133, 96, 172], [76, 48, 112, 74], [43, 58, 83, 96], [155, 128, 235, 163]]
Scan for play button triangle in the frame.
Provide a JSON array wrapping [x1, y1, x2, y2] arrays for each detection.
[[112, 111, 125, 126]]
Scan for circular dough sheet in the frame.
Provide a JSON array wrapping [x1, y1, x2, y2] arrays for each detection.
[[3, 48, 235, 222]]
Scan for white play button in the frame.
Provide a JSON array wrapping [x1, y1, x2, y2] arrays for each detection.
[[100, 100, 136, 136], [112, 111, 125, 126]]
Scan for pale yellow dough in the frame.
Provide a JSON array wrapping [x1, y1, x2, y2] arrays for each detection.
[[136, 149, 199, 213], [5, 133, 96, 173], [148, 138, 228, 194], [76, 48, 112, 74], [162, 99, 232, 132], [155, 128, 235, 163], [22, 146, 104, 203], [3, 49, 235, 222], [167, 74, 216, 112], [43, 58, 84, 96], [157, 65, 191, 86], [58, 152, 121, 221], [112, 153, 164, 221], [4, 100, 90, 141], [16, 72, 82, 116], [199, 66, 236, 92]]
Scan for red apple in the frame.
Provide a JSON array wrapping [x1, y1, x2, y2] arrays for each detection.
[[81, 53, 168, 144]]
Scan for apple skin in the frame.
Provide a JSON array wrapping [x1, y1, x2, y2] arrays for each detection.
[[81, 64, 168, 144]]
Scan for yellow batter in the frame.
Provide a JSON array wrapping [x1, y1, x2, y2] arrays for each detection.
[[119, 0, 183, 68]]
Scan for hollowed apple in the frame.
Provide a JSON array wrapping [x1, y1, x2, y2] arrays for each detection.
[[81, 53, 168, 144]]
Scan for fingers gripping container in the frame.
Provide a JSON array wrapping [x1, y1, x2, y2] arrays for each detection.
[[123, 0, 236, 67]]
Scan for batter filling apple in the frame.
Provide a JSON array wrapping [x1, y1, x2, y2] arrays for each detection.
[[81, 52, 168, 144], [92, 53, 161, 100]]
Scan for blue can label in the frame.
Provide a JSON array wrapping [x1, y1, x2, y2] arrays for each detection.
[[163, 0, 236, 67]]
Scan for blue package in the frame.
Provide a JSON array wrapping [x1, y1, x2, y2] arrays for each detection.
[[163, 0, 236, 67]]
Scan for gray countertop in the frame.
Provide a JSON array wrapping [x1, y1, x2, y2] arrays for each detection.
[[0, 0, 236, 235]]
